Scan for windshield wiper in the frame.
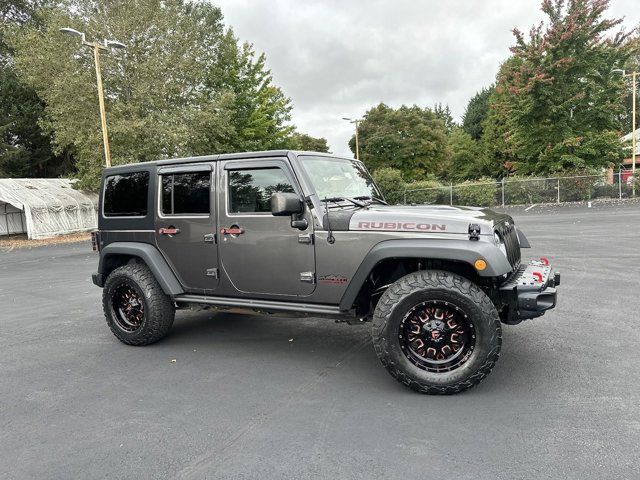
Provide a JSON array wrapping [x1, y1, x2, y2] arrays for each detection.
[[353, 195, 388, 205], [323, 196, 367, 208]]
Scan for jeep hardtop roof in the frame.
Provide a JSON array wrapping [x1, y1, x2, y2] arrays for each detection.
[[102, 150, 355, 174]]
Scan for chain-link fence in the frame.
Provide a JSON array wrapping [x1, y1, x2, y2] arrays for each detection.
[[403, 171, 637, 206]]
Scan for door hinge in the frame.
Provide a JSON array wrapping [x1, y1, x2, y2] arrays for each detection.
[[298, 233, 314, 244], [204, 233, 217, 244], [300, 272, 315, 284], [206, 268, 219, 279]]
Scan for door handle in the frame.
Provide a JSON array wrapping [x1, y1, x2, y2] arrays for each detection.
[[159, 227, 180, 235], [220, 227, 244, 235]]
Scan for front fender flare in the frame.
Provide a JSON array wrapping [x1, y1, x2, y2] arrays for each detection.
[[97, 242, 184, 296], [338, 238, 512, 311]]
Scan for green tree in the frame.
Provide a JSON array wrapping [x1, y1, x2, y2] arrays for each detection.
[[481, 58, 522, 177], [0, 68, 70, 177], [448, 127, 490, 181], [350, 103, 451, 181], [1, 1, 53, 61], [433, 102, 455, 133], [372, 167, 405, 204], [489, 0, 635, 175], [7, 0, 295, 189], [0, 0, 66, 177], [290, 132, 329, 152], [462, 87, 493, 140], [210, 30, 294, 152]]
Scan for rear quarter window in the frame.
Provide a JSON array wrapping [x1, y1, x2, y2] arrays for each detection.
[[103, 172, 149, 217]]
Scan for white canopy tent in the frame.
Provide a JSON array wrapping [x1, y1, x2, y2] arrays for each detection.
[[0, 179, 98, 239]]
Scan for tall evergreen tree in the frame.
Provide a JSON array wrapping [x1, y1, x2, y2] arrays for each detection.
[[447, 127, 492, 181], [433, 102, 456, 133], [482, 58, 522, 177], [462, 87, 493, 140]]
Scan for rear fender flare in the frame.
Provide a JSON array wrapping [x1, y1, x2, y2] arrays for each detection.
[[97, 242, 184, 296], [338, 238, 512, 311]]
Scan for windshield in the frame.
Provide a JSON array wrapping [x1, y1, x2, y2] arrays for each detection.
[[299, 156, 382, 201]]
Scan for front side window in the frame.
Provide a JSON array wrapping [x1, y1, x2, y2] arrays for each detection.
[[104, 171, 149, 217], [228, 167, 295, 213], [161, 172, 210, 215], [299, 156, 381, 200]]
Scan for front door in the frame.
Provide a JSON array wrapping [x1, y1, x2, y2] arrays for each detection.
[[218, 159, 315, 297], [155, 163, 219, 294]]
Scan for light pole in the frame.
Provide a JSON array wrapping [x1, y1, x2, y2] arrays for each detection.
[[614, 68, 638, 195], [60, 28, 126, 168], [343, 117, 361, 160]]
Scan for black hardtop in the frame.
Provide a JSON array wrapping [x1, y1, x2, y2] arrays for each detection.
[[102, 150, 353, 175]]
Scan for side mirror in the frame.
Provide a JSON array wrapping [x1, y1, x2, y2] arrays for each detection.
[[270, 192, 303, 216]]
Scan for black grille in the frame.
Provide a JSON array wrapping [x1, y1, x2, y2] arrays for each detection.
[[496, 222, 521, 269]]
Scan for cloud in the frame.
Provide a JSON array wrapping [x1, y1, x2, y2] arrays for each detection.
[[214, 0, 638, 155]]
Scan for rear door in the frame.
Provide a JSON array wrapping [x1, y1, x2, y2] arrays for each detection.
[[218, 158, 316, 296], [155, 163, 219, 294]]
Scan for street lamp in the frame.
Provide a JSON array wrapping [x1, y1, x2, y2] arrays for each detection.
[[343, 117, 361, 160], [614, 68, 638, 196], [60, 28, 127, 168]]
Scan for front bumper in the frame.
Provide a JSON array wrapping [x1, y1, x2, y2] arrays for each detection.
[[499, 259, 560, 324]]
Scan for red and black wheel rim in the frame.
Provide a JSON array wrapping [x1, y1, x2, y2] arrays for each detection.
[[112, 282, 145, 333], [398, 300, 475, 373]]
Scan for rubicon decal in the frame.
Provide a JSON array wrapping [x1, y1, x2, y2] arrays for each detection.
[[319, 275, 348, 285], [356, 222, 447, 231]]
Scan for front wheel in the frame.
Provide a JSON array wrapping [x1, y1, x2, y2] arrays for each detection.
[[372, 270, 501, 394]]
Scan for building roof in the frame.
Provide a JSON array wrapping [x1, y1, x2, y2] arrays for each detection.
[[0, 178, 96, 211], [0, 178, 98, 239]]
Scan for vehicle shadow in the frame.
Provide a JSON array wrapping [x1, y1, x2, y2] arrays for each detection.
[[161, 309, 555, 397]]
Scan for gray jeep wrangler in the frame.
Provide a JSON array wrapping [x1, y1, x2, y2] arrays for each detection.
[[92, 150, 560, 394]]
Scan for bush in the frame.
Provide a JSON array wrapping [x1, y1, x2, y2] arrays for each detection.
[[454, 178, 497, 206], [504, 177, 557, 205], [620, 177, 640, 198], [592, 183, 618, 199], [558, 172, 604, 202], [372, 168, 406, 204], [404, 177, 444, 204]]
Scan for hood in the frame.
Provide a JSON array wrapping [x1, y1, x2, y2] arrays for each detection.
[[344, 204, 510, 235]]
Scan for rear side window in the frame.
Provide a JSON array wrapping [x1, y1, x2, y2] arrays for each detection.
[[161, 172, 210, 215], [104, 172, 149, 217], [228, 167, 294, 213]]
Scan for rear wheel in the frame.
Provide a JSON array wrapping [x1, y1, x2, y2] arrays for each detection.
[[102, 263, 175, 346], [372, 270, 501, 394]]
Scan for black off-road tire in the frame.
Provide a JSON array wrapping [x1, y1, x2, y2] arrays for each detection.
[[102, 263, 175, 346], [372, 270, 501, 394]]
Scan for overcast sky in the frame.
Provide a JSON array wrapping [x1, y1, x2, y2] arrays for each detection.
[[214, 0, 638, 155]]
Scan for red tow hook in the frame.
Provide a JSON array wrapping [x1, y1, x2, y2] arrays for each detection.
[[532, 271, 543, 283], [540, 257, 549, 266]]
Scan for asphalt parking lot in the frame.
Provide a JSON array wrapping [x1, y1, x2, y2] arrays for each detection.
[[2, 202, 639, 479]]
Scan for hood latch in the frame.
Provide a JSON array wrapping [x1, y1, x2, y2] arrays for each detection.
[[468, 223, 481, 241]]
